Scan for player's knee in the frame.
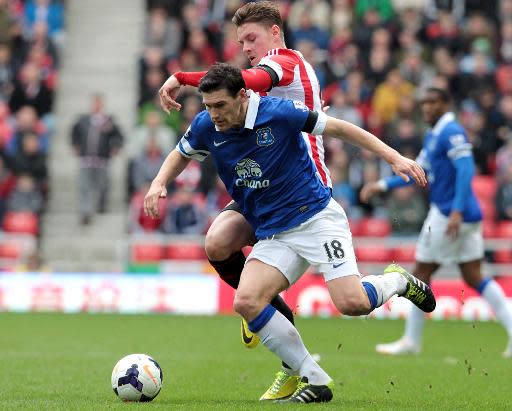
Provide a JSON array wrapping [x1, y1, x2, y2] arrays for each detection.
[[334, 295, 371, 316], [233, 291, 260, 319], [205, 227, 233, 261]]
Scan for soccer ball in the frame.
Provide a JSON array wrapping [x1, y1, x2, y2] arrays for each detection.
[[111, 353, 163, 402]]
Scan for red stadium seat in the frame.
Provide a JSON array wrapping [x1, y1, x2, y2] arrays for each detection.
[[2, 212, 39, 235], [0, 242, 23, 259], [131, 243, 164, 263], [356, 218, 392, 237], [482, 220, 496, 238], [391, 245, 416, 263], [494, 249, 512, 264], [166, 243, 206, 260], [496, 221, 512, 238], [472, 175, 497, 200], [355, 246, 392, 262], [478, 200, 496, 221]]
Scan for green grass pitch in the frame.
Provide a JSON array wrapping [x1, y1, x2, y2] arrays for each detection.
[[1, 313, 510, 410]]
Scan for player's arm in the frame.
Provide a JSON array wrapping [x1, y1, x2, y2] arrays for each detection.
[[159, 68, 273, 113], [144, 149, 191, 218], [318, 114, 427, 187], [445, 133, 475, 238]]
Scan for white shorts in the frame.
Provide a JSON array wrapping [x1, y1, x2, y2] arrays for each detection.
[[415, 206, 484, 265], [247, 198, 360, 285]]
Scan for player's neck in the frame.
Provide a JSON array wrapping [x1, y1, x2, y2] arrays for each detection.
[[233, 100, 249, 130]]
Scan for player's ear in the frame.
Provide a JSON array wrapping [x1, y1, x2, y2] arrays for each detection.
[[271, 24, 280, 38], [239, 88, 247, 99]]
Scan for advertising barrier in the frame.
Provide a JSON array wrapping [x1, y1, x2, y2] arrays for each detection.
[[1, 273, 512, 320]]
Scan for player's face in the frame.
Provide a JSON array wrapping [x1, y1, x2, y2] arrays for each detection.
[[202, 88, 247, 132], [237, 22, 280, 66], [420, 92, 444, 126]]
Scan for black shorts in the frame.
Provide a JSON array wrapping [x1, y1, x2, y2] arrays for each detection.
[[221, 200, 243, 214]]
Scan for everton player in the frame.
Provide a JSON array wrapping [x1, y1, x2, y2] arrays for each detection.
[[145, 63, 435, 403]]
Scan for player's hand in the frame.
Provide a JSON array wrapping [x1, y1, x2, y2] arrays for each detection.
[[360, 182, 384, 203], [321, 99, 330, 113], [144, 181, 167, 218], [159, 75, 183, 113], [446, 211, 462, 239], [388, 155, 427, 187]]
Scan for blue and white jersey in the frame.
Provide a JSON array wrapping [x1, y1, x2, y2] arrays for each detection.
[[177, 92, 331, 239], [417, 112, 482, 222]]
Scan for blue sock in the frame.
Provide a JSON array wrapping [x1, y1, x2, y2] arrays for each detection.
[[248, 304, 277, 333], [476, 277, 492, 294], [362, 281, 378, 310]]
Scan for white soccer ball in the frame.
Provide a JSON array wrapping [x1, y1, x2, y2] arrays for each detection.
[[111, 353, 163, 402]]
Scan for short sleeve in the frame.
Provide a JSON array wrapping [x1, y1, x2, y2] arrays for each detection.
[[443, 130, 473, 161], [176, 114, 211, 162], [280, 99, 311, 133]]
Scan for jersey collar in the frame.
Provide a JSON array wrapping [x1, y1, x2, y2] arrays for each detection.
[[432, 112, 455, 136], [244, 90, 260, 130]]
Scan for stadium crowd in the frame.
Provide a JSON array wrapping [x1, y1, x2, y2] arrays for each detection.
[[130, 0, 509, 238], [0, 0, 63, 239]]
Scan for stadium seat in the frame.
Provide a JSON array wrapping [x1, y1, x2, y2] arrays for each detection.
[[131, 243, 164, 263], [391, 245, 416, 263], [166, 243, 206, 260], [472, 175, 497, 200], [355, 246, 392, 262], [0, 242, 23, 259], [356, 217, 392, 237], [2, 212, 39, 235], [478, 200, 496, 221], [496, 221, 512, 238], [482, 220, 497, 238], [494, 249, 512, 264]]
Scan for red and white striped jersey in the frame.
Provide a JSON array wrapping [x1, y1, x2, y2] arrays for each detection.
[[257, 48, 331, 187]]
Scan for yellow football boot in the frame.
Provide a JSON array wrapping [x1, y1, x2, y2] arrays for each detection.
[[241, 318, 260, 349], [259, 370, 301, 401]]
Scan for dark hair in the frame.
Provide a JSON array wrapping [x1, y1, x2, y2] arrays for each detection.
[[198, 63, 245, 97], [426, 87, 451, 103], [232, 1, 283, 30]]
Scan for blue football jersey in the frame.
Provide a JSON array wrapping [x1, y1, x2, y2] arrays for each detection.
[[417, 112, 482, 222], [177, 92, 331, 239]]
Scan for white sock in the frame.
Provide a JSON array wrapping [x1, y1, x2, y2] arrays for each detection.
[[256, 310, 331, 385], [403, 302, 425, 346], [482, 280, 512, 338], [363, 272, 407, 307]]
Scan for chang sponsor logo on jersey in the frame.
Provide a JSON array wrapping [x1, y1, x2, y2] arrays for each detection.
[[235, 158, 270, 189]]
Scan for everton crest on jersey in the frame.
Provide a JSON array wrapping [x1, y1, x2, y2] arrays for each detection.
[[256, 127, 275, 147]]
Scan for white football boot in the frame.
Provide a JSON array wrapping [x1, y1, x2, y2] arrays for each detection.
[[375, 337, 421, 355], [503, 339, 512, 358]]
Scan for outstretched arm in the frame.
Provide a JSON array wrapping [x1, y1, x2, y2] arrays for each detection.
[[322, 116, 427, 187], [144, 150, 191, 218], [159, 68, 273, 113]]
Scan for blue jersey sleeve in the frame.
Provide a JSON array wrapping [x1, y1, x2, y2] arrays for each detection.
[[441, 127, 474, 212], [177, 112, 211, 162], [279, 99, 311, 134], [451, 156, 475, 212]]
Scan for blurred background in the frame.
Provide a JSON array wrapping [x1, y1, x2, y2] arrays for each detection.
[[0, 0, 511, 318]]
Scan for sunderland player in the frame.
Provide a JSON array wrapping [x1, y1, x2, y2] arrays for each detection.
[[361, 87, 512, 357], [159, 1, 331, 399], [145, 63, 435, 403]]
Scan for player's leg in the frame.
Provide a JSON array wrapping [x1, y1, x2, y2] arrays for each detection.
[[234, 251, 333, 403], [205, 204, 295, 347], [295, 199, 435, 315], [459, 259, 512, 357], [376, 261, 439, 355]]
